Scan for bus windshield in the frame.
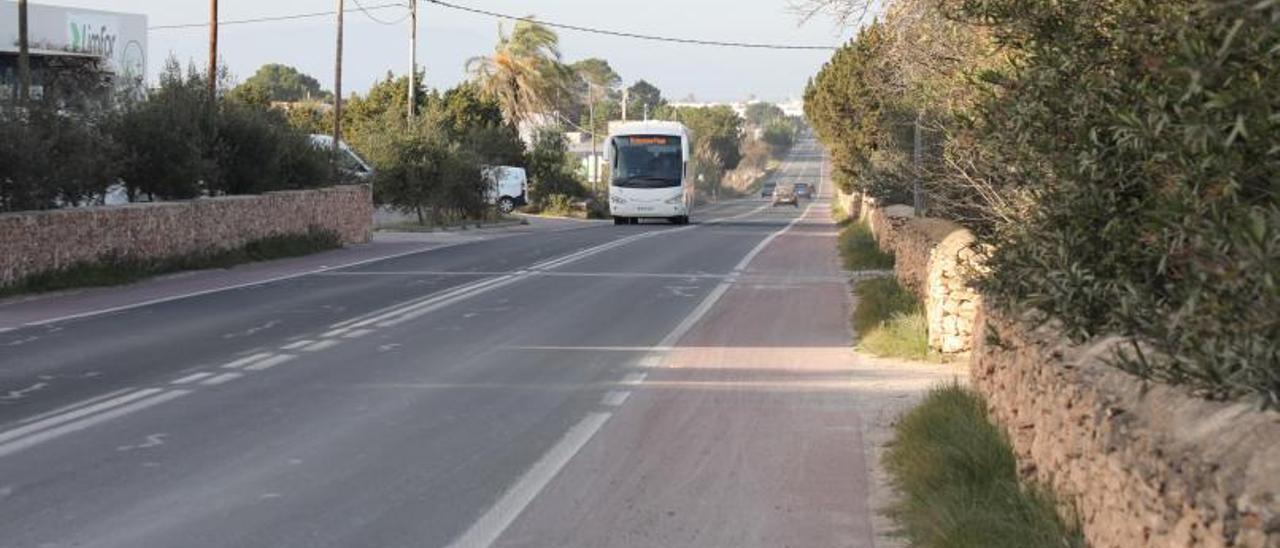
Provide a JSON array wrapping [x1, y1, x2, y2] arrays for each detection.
[[612, 135, 683, 188]]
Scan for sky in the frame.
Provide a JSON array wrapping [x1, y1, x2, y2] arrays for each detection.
[[42, 0, 856, 103]]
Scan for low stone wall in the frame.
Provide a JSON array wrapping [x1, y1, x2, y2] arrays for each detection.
[[835, 186, 980, 356], [974, 308, 1280, 547], [0, 185, 373, 287]]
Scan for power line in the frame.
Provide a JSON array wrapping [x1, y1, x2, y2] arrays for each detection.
[[148, 2, 405, 30], [351, 0, 411, 25], [424, 0, 838, 51]]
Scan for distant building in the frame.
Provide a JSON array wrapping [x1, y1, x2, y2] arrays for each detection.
[[0, 1, 147, 100]]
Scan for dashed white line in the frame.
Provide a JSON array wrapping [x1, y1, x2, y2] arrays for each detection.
[[280, 339, 314, 350], [200, 372, 243, 386], [620, 372, 647, 385], [221, 352, 274, 369], [244, 354, 297, 371], [601, 391, 631, 407], [299, 340, 340, 352], [171, 372, 214, 385]]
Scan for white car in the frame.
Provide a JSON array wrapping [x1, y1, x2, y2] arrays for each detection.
[[482, 165, 528, 213], [309, 134, 374, 181]]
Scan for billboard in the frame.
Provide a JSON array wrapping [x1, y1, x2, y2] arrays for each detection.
[[0, 1, 147, 82]]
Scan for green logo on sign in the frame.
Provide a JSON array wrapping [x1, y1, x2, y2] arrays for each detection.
[[69, 22, 83, 50]]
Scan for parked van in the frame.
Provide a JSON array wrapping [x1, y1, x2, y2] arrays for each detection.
[[483, 166, 528, 213], [309, 134, 374, 181]]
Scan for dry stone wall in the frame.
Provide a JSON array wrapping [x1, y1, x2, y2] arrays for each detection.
[[973, 308, 1280, 548], [0, 185, 373, 287]]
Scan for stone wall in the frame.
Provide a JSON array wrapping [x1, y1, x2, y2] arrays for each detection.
[[0, 185, 373, 287], [836, 186, 980, 356], [974, 308, 1280, 548]]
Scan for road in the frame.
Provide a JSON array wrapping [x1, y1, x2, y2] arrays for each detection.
[[0, 138, 953, 547]]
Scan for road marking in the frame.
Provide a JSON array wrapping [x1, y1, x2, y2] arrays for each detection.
[[342, 328, 374, 339], [222, 352, 274, 369], [445, 412, 612, 548], [0, 388, 164, 447], [10, 387, 136, 428], [621, 372, 647, 385], [445, 195, 815, 548], [601, 391, 631, 406], [280, 339, 314, 350], [200, 372, 242, 386], [171, 372, 214, 385], [0, 390, 189, 458], [300, 340, 341, 352], [244, 354, 296, 371]]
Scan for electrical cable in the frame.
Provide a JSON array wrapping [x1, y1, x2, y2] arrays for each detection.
[[148, 2, 405, 30]]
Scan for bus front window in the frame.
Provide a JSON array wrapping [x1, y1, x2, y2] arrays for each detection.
[[612, 136, 683, 188]]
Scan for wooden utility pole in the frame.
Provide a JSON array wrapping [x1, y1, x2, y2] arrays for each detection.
[[208, 0, 218, 99], [17, 0, 30, 102], [407, 0, 417, 122], [333, 0, 345, 166]]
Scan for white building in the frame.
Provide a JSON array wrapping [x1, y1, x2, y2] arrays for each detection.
[[0, 1, 147, 99]]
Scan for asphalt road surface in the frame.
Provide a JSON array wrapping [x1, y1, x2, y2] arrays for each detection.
[[0, 137, 892, 547]]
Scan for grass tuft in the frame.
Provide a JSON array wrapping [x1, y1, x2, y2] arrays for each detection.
[[884, 382, 1083, 548], [1, 229, 342, 297], [838, 221, 895, 270], [853, 277, 931, 360]]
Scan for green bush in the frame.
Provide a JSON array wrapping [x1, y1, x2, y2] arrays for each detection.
[[0, 102, 120, 211], [838, 222, 895, 270], [885, 383, 1082, 548], [540, 194, 577, 217], [852, 277, 930, 359], [372, 112, 487, 225]]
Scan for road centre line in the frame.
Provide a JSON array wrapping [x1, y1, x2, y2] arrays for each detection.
[[171, 372, 215, 385], [601, 391, 631, 406], [244, 354, 296, 371], [0, 390, 189, 459], [221, 352, 275, 369], [446, 199, 815, 548], [200, 372, 242, 386]]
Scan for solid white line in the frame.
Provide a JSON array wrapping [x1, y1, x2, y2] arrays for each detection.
[[601, 391, 631, 407], [244, 354, 297, 371], [0, 390, 190, 458], [0, 388, 164, 446], [221, 352, 274, 369], [200, 372, 242, 386], [445, 412, 612, 548], [342, 328, 374, 339], [280, 339, 315, 350], [10, 387, 135, 428], [171, 372, 214, 385]]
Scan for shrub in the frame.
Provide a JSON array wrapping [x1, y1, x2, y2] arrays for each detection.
[[372, 113, 486, 225], [527, 128, 586, 202], [0, 103, 119, 211]]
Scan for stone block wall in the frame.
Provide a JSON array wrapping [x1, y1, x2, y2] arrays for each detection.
[[973, 308, 1280, 547], [0, 185, 373, 287]]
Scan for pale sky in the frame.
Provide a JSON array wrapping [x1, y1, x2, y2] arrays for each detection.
[[45, 0, 856, 102]]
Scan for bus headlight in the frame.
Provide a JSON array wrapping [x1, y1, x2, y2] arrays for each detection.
[[664, 196, 683, 205]]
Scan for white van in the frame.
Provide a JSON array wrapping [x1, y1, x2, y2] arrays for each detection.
[[483, 165, 529, 213], [309, 134, 375, 181]]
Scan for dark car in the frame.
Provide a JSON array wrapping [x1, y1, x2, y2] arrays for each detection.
[[793, 182, 813, 199], [760, 181, 776, 198]]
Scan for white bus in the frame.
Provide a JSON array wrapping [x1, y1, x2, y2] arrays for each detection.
[[605, 121, 694, 225]]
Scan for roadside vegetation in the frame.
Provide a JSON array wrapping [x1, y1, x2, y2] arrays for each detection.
[[804, 0, 1280, 404], [838, 222, 894, 271], [852, 277, 929, 360], [885, 383, 1083, 548], [0, 230, 340, 297]]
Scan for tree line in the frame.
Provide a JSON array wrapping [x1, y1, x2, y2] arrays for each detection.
[[805, 0, 1279, 403]]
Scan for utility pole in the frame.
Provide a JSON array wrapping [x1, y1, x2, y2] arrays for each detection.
[[208, 0, 218, 100], [333, 0, 345, 169], [407, 0, 417, 122], [17, 0, 30, 102], [643, 103, 648, 121], [621, 88, 628, 121], [588, 97, 597, 192]]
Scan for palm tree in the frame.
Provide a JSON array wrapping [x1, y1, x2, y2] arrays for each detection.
[[465, 19, 570, 127]]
